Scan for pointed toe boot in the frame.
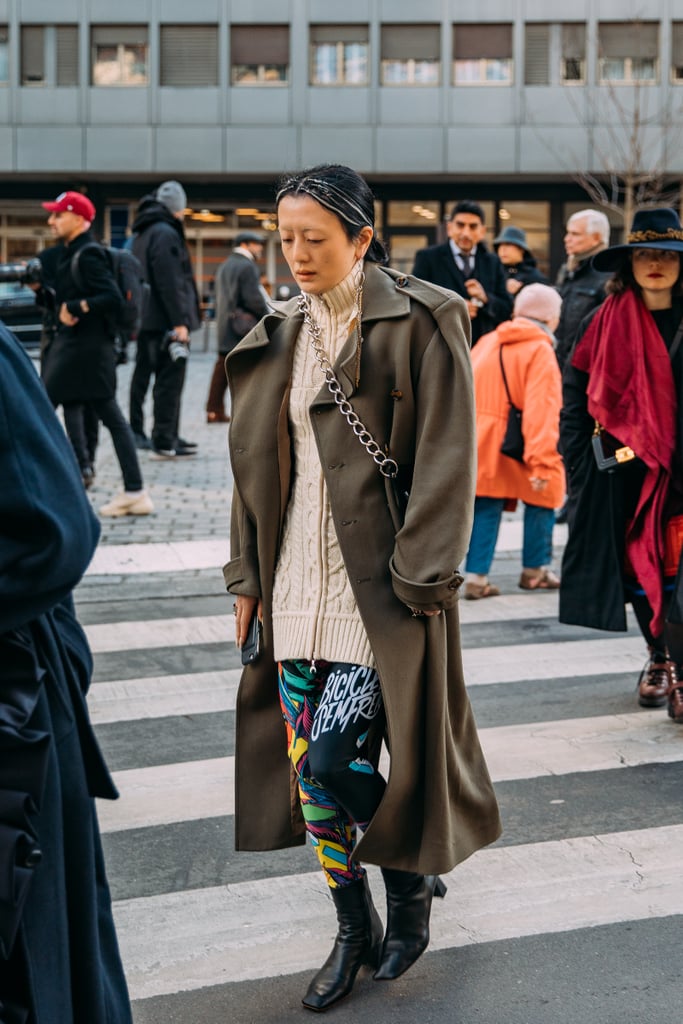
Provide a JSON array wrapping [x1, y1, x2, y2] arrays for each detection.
[[302, 874, 383, 1012], [374, 870, 447, 981]]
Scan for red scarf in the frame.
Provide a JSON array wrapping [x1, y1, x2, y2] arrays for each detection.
[[572, 290, 677, 634]]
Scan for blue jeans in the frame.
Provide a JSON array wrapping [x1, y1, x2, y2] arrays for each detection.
[[465, 496, 555, 576]]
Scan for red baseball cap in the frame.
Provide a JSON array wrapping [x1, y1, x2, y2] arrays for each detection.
[[42, 191, 95, 221]]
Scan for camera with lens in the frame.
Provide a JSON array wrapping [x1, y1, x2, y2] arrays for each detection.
[[162, 329, 189, 362], [0, 257, 43, 286]]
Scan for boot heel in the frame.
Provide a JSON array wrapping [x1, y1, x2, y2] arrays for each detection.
[[433, 876, 447, 899]]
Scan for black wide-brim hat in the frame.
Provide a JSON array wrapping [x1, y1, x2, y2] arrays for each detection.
[[593, 207, 683, 272]]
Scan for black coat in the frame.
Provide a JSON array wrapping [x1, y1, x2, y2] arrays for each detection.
[[131, 198, 201, 334], [501, 255, 549, 289], [554, 257, 610, 370], [39, 231, 123, 405], [215, 250, 269, 355], [0, 325, 132, 1024], [559, 302, 683, 632], [412, 241, 512, 343], [558, 357, 631, 631]]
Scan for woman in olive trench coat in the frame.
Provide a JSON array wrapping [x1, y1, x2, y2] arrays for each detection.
[[224, 165, 501, 1012]]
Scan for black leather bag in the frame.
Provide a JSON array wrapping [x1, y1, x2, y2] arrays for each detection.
[[499, 347, 524, 462], [230, 307, 258, 339]]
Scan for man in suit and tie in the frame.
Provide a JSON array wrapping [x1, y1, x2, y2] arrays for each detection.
[[412, 200, 512, 344]]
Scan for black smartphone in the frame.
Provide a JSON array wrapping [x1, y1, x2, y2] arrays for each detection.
[[241, 612, 262, 665]]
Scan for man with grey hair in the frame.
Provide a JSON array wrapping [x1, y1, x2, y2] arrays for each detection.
[[129, 180, 201, 458], [554, 208, 611, 371]]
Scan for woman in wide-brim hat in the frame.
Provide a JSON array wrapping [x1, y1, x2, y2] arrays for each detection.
[[559, 207, 683, 726]]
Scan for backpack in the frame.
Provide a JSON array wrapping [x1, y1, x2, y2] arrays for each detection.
[[71, 243, 150, 342]]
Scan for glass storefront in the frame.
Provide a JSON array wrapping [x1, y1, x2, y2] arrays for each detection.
[[0, 194, 628, 295]]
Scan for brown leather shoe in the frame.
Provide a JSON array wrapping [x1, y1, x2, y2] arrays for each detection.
[[637, 654, 675, 708], [207, 410, 230, 423], [667, 675, 683, 723]]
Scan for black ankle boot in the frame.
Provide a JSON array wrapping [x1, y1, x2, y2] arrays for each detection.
[[302, 874, 383, 1012], [374, 870, 447, 981]]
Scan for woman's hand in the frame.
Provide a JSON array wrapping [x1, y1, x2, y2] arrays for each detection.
[[234, 594, 262, 647]]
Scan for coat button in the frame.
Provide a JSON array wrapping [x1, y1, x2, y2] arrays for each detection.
[[396, 276, 409, 288], [20, 844, 43, 868]]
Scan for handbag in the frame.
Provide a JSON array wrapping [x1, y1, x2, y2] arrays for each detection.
[[591, 421, 635, 471], [591, 317, 683, 473], [498, 347, 524, 463], [229, 307, 258, 339]]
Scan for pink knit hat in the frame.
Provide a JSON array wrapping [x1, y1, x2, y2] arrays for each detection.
[[513, 283, 562, 324]]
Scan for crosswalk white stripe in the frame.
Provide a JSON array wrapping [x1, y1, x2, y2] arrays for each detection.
[[83, 519, 566, 577], [97, 711, 682, 834], [113, 822, 683, 999], [88, 670, 241, 724], [86, 614, 234, 652], [462, 635, 645, 685], [86, 632, 647, 726], [84, 589, 607, 653], [86, 538, 230, 576]]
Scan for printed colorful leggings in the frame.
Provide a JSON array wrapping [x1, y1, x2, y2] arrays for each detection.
[[278, 659, 386, 888]]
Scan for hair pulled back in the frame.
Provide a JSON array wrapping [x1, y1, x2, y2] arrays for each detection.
[[275, 164, 388, 264]]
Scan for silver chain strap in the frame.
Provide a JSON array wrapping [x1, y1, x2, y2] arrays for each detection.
[[297, 291, 398, 479]]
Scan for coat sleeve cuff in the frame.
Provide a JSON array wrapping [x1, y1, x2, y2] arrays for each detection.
[[222, 557, 260, 596], [389, 557, 464, 611]]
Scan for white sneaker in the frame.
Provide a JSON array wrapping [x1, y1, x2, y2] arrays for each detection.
[[99, 491, 154, 517]]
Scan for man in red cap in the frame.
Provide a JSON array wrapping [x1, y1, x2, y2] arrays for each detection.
[[37, 190, 153, 516]]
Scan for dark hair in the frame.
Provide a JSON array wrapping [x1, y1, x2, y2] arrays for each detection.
[[606, 251, 683, 298], [275, 164, 388, 264], [450, 200, 485, 225]]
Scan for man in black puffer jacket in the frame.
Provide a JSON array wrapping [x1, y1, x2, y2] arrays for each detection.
[[554, 209, 611, 371], [129, 181, 201, 459]]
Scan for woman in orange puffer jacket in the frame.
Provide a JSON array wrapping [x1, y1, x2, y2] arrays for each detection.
[[464, 283, 566, 599]]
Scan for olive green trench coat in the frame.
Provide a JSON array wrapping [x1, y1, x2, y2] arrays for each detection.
[[224, 262, 502, 875]]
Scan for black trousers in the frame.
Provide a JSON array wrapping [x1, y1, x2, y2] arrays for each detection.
[[64, 399, 143, 492], [61, 403, 100, 471], [129, 331, 187, 450]]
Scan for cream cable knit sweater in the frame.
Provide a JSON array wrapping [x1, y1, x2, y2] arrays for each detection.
[[272, 262, 375, 668]]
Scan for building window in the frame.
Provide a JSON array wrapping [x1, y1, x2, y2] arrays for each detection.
[[453, 23, 513, 85], [231, 25, 289, 85], [672, 23, 683, 82], [561, 23, 586, 83], [20, 25, 79, 86], [380, 24, 440, 86], [598, 22, 658, 84], [0, 26, 9, 84], [91, 25, 148, 86], [160, 25, 218, 86], [309, 24, 369, 85], [523, 23, 586, 86], [524, 24, 549, 85]]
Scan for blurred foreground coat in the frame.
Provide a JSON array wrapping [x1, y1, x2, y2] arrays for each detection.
[[224, 262, 502, 875], [471, 318, 565, 507], [0, 324, 131, 1024]]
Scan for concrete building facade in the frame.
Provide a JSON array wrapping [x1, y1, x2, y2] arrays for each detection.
[[0, 0, 681, 289]]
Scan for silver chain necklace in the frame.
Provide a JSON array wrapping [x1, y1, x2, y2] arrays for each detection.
[[297, 286, 398, 480]]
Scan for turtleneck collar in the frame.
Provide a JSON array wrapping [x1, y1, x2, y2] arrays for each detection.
[[310, 260, 364, 318]]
